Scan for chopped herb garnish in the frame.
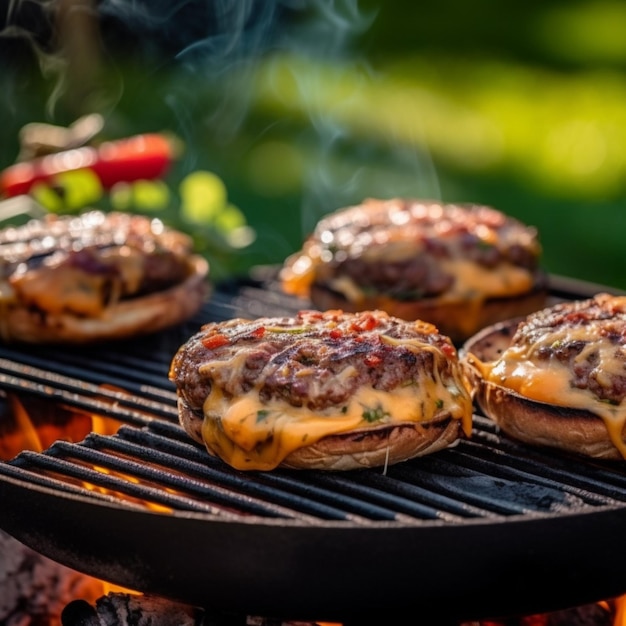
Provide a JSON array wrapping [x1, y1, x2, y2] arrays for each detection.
[[265, 325, 313, 334], [600, 398, 620, 406], [435, 399, 444, 409], [256, 409, 271, 422], [362, 404, 390, 423]]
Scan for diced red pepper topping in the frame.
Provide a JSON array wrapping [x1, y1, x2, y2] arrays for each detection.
[[329, 329, 342, 340], [440, 342, 457, 358], [364, 354, 383, 367], [350, 312, 379, 333], [201, 333, 230, 350], [250, 326, 266, 339]]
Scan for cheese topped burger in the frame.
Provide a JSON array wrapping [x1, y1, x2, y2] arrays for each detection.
[[462, 293, 626, 460], [169, 309, 473, 471], [280, 198, 546, 342], [0, 210, 208, 343]]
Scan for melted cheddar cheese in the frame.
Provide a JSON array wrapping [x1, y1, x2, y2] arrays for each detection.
[[192, 323, 473, 471], [10, 266, 110, 316], [9, 245, 149, 316], [475, 314, 626, 459]]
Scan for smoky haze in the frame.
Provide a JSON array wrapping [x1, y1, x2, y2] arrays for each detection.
[[0, 0, 441, 250]]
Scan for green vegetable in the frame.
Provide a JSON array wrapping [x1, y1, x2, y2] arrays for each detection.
[[256, 409, 271, 422], [361, 404, 390, 423], [265, 325, 313, 334]]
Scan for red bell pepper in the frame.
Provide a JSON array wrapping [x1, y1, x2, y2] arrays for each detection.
[[201, 333, 230, 350], [0, 133, 179, 198]]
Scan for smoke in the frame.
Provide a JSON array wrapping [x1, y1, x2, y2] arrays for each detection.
[[98, 0, 291, 64], [93, 0, 439, 238]]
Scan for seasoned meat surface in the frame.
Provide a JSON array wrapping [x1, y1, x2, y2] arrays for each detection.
[[0, 211, 195, 315], [281, 198, 542, 300], [507, 293, 626, 403], [170, 309, 461, 414]]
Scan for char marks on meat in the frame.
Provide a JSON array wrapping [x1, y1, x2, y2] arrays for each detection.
[[171, 310, 457, 413], [511, 293, 626, 403], [0, 210, 196, 313], [284, 198, 542, 299]]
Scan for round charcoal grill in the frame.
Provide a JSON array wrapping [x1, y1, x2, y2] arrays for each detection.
[[1, 272, 626, 625]]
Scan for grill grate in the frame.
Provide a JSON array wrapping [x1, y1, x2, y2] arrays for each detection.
[[1, 270, 626, 526], [5, 271, 626, 622]]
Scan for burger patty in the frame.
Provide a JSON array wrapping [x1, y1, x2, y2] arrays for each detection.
[[64, 244, 191, 295], [0, 211, 195, 315], [507, 294, 626, 403], [327, 205, 539, 297], [170, 309, 461, 415], [335, 256, 454, 299], [281, 198, 542, 300]]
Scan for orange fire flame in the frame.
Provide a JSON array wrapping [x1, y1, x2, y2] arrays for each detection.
[[615, 597, 626, 625], [473, 596, 626, 625], [0, 392, 121, 460]]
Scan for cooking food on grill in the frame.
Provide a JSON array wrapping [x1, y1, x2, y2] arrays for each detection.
[[0, 210, 209, 343], [169, 309, 473, 471], [462, 293, 626, 460], [280, 198, 547, 342]]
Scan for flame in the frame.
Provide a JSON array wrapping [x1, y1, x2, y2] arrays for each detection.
[[81, 463, 174, 513], [614, 596, 626, 625], [474, 596, 626, 625], [0, 391, 174, 510], [0, 394, 44, 458], [0, 392, 121, 461]]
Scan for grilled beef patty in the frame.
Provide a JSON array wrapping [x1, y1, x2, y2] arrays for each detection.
[[507, 294, 626, 404], [0, 210, 208, 343], [281, 198, 542, 300], [280, 199, 547, 343], [170, 309, 473, 470], [171, 310, 460, 414]]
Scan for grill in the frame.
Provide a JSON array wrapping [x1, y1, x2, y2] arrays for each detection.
[[1, 271, 626, 624]]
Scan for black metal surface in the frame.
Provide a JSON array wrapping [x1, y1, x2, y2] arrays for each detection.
[[1, 272, 626, 623]]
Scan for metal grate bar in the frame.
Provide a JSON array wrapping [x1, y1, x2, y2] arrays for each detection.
[[140, 421, 474, 521], [0, 344, 175, 395], [114, 425, 395, 521], [0, 352, 178, 409], [141, 421, 501, 521], [13, 447, 237, 516], [349, 469, 495, 520], [85, 428, 375, 523], [471, 415, 626, 499], [0, 358, 178, 422], [453, 442, 626, 507], [0, 460, 149, 508]]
